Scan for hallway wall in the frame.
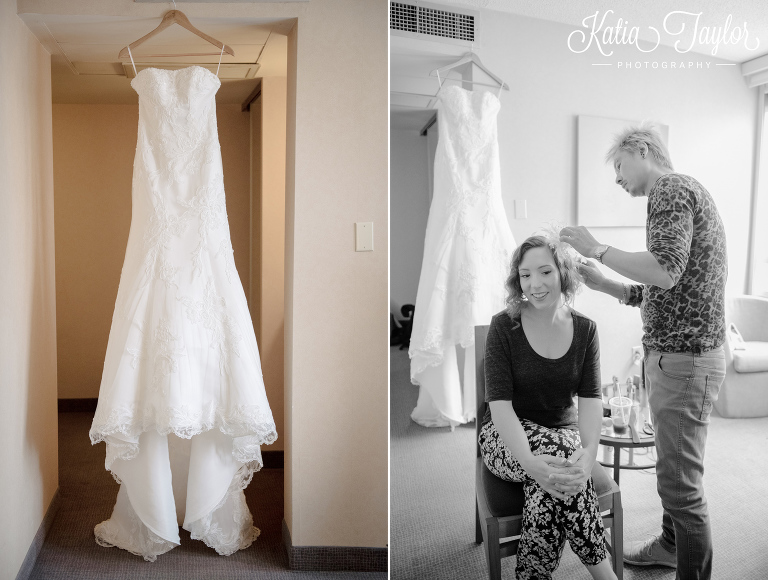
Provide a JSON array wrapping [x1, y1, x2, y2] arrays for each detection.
[[283, 0, 388, 549], [0, 2, 59, 579], [249, 77, 287, 455]]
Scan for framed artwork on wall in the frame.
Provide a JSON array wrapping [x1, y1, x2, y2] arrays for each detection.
[[577, 115, 669, 227]]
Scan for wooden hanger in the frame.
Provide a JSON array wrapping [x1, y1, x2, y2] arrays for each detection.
[[119, 10, 234, 59], [430, 52, 508, 91]]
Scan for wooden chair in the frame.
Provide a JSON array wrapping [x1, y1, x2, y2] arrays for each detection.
[[474, 325, 623, 580]]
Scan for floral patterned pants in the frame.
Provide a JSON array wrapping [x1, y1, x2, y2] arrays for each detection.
[[479, 419, 607, 580]]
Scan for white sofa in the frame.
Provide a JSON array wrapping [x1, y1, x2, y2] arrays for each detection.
[[714, 295, 768, 418]]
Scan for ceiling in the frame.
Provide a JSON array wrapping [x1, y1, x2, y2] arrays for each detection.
[[18, 2, 294, 105], [391, 0, 768, 131]]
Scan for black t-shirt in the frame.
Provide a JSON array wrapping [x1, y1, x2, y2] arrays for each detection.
[[482, 309, 601, 429]]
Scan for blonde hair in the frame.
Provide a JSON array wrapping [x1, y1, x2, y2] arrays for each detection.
[[604, 123, 674, 171], [504, 234, 581, 322]]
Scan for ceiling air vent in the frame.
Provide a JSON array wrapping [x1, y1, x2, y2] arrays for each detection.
[[390, 1, 476, 44]]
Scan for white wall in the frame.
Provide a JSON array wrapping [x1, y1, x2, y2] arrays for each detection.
[[284, 0, 388, 548], [391, 9, 757, 384], [0, 2, 59, 578], [390, 128, 430, 317]]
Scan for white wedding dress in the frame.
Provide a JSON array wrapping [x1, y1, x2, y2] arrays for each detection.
[[89, 66, 277, 561], [409, 84, 515, 428]]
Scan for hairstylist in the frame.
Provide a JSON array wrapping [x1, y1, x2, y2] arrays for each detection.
[[559, 124, 727, 579]]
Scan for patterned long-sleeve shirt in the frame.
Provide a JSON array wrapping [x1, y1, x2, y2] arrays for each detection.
[[625, 173, 727, 354]]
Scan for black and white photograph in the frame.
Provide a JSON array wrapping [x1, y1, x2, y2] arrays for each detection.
[[391, 1, 768, 579], [1, 1, 387, 579]]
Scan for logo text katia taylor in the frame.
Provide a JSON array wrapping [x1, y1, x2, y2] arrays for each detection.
[[567, 10, 760, 60]]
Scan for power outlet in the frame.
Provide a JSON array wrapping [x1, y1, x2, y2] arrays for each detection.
[[631, 346, 643, 365]]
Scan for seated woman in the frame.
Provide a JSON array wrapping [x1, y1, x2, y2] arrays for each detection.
[[479, 234, 616, 580]]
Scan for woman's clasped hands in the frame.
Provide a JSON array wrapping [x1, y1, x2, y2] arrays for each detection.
[[523, 450, 592, 501]]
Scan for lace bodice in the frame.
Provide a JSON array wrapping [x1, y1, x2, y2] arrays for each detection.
[[437, 85, 501, 160], [132, 66, 220, 153]]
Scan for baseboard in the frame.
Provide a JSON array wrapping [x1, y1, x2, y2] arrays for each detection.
[[281, 519, 387, 572], [15, 488, 61, 580], [58, 398, 97, 412]]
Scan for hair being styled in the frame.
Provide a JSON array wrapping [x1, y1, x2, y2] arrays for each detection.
[[504, 234, 581, 322], [604, 122, 674, 171]]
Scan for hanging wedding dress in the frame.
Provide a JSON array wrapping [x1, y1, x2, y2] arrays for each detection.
[[409, 84, 515, 428], [89, 64, 277, 561]]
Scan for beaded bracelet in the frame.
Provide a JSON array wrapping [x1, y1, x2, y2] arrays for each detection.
[[619, 283, 628, 305]]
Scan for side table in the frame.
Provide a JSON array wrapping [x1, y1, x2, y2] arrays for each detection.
[[598, 421, 656, 484]]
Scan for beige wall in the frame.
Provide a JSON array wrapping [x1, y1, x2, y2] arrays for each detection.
[[284, 0, 388, 548], [250, 78, 287, 452], [53, 104, 252, 399], [250, 91, 263, 341], [52, 104, 134, 400], [220, 106, 253, 301], [0, 2, 59, 579], [284, 23, 298, 543]]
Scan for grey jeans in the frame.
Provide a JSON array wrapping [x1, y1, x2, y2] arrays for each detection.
[[645, 347, 725, 580]]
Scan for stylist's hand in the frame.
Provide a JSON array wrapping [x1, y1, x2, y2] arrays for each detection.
[[559, 226, 599, 258], [523, 454, 584, 500], [548, 448, 594, 492], [575, 259, 606, 291]]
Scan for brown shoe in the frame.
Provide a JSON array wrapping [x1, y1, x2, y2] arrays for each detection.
[[623, 535, 677, 568]]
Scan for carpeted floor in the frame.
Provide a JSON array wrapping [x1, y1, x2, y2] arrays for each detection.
[[29, 412, 386, 580], [390, 346, 768, 580]]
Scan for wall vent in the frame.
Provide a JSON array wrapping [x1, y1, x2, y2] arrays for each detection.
[[390, 1, 475, 43]]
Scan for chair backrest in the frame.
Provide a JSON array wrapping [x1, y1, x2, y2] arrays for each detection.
[[475, 325, 490, 459]]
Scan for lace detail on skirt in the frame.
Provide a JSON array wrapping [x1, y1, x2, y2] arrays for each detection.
[[185, 461, 262, 555], [409, 323, 478, 383], [94, 487, 177, 562], [94, 431, 266, 560], [90, 402, 277, 468], [104, 438, 140, 472]]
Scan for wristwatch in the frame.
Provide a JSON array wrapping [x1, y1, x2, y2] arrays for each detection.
[[593, 244, 610, 264]]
